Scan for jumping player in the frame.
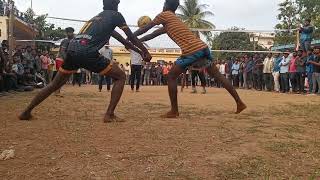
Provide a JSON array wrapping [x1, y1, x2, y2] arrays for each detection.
[[134, 0, 246, 118], [19, 0, 151, 122]]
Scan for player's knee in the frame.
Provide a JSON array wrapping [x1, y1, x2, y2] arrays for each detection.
[[118, 71, 126, 81]]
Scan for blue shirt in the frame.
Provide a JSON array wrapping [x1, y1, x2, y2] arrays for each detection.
[[273, 57, 282, 72], [244, 60, 253, 73], [306, 54, 315, 73], [232, 63, 240, 75], [300, 25, 314, 42]]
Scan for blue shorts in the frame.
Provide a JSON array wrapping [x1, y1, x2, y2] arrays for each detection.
[[176, 48, 213, 70]]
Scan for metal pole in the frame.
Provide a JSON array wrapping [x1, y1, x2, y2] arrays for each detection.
[[8, 0, 14, 62], [31, 0, 33, 9]]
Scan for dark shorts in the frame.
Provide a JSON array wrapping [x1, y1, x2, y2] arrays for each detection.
[[60, 52, 112, 75], [176, 48, 213, 70]]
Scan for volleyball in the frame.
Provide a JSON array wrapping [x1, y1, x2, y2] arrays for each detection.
[[137, 16, 152, 28]]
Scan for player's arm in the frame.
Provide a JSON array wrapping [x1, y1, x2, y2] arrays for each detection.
[[111, 31, 142, 55], [133, 22, 157, 37], [309, 61, 320, 66], [140, 27, 166, 42], [122, 27, 152, 61]]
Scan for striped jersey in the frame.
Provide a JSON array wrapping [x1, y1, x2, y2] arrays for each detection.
[[153, 11, 208, 56]]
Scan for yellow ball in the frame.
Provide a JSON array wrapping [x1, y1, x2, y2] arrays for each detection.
[[138, 16, 152, 28]]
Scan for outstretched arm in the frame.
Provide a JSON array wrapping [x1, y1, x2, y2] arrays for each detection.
[[111, 31, 142, 54], [121, 27, 152, 61], [140, 27, 166, 42], [133, 22, 157, 37]]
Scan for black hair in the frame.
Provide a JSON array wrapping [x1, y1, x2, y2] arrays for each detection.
[[165, 0, 180, 11], [65, 27, 75, 33], [306, 19, 311, 23], [103, 0, 120, 10]]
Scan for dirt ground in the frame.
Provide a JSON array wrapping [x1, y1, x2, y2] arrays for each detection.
[[1, 85, 320, 179]]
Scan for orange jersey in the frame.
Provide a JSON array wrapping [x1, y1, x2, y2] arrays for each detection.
[[153, 11, 208, 56]]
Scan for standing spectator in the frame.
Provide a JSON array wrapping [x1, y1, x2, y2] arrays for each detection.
[[129, 48, 143, 92], [253, 54, 264, 91], [309, 48, 320, 94], [263, 53, 274, 91], [144, 62, 152, 85], [231, 59, 240, 88], [238, 58, 245, 88], [40, 51, 50, 84], [162, 63, 169, 85], [273, 53, 282, 92], [72, 69, 82, 87], [124, 62, 131, 85], [289, 51, 298, 93], [23, 46, 35, 75], [299, 19, 314, 53], [216, 60, 221, 87], [190, 66, 207, 94], [244, 56, 253, 89], [155, 63, 163, 85], [306, 49, 315, 94], [295, 50, 306, 94], [98, 43, 113, 92], [48, 54, 56, 83], [280, 51, 291, 93]]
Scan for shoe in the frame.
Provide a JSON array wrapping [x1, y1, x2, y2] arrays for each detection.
[[191, 89, 197, 94]]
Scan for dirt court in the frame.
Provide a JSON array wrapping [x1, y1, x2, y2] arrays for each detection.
[[1, 85, 320, 179]]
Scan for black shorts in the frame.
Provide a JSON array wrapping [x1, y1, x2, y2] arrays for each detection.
[[60, 52, 112, 75]]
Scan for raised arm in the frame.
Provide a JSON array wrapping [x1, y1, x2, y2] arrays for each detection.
[[111, 31, 142, 55], [140, 28, 166, 42]]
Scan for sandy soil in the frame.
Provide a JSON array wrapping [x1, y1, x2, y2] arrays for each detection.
[[1, 85, 320, 179]]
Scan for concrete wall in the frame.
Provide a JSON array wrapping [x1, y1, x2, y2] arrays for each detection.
[[0, 16, 8, 43]]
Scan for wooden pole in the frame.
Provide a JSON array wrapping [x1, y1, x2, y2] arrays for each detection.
[[8, 0, 14, 62]]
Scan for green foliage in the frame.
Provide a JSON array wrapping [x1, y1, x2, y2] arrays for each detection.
[[24, 8, 65, 41], [211, 27, 266, 59], [275, 0, 320, 45], [177, 0, 215, 41]]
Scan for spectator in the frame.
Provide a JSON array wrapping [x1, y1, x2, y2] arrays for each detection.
[[40, 51, 50, 83], [232, 59, 240, 88], [23, 46, 35, 74], [289, 51, 298, 93], [280, 51, 291, 93], [306, 49, 315, 94], [239, 58, 245, 88], [310, 48, 320, 94], [273, 53, 282, 92], [144, 62, 152, 85], [295, 50, 306, 94], [299, 19, 314, 53], [124, 62, 130, 85], [253, 54, 264, 91], [129, 48, 143, 92], [162, 63, 169, 85], [98, 43, 113, 92], [190, 66, 207, 94], [244, 56, 253, 89], [263, 53, 274, 91], [155, 63, 163, 86], [72, 69, 82, 87]]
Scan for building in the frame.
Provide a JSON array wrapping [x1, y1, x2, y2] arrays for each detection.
[[0, 15, 38, 47], [250, 33, 275, 49]]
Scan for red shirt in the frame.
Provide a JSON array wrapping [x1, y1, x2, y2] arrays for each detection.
[[289, 57, 297, 73], [55, 58, 64, 70]]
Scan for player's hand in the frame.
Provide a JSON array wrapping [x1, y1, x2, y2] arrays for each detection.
[[143, 52, 152, 62]]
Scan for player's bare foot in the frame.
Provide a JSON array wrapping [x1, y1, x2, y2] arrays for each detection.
[[160, 111, 180, 118], [103, 114, 125, 123], [18, 111, 32, 121], [235, 101, 247, 114]]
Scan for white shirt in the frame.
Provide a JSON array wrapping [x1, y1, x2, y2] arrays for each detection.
[[99, 47, 113, 60], [124, 65, 131, 75], [129, 49, 143, 65], [219, 64, 226, 75], [280, 56, 290, 73], [263, 57, 274, 73]]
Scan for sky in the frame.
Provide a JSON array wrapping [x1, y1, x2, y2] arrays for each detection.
[[14, 0, 283, 48], [15, 0, 283, 30]]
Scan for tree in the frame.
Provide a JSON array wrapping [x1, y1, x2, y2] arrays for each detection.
[[177, 0, 215, 41], [24, 8, 65, 40], [211, 27, 267, 59]]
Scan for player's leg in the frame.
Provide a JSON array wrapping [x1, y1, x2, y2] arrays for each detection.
[[206, 64, 246, 114], [161, 64, 184, 118], [19, 71, 71, 120], [102, 64, 126, 122]]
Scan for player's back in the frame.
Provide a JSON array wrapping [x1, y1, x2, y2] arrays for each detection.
[[68, 10, 126, 56], [153, 11, 207, 56]]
